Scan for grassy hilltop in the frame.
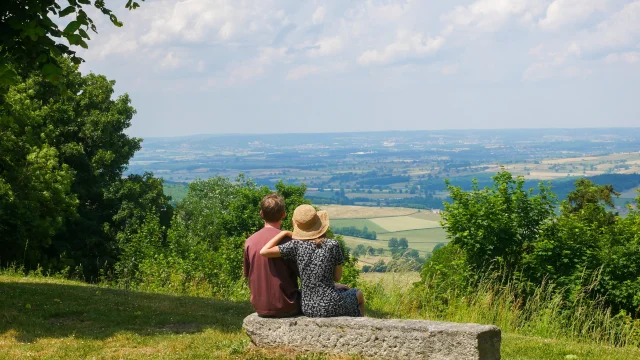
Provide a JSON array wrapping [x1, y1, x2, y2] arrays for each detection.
[[2, 273, 639, 360]]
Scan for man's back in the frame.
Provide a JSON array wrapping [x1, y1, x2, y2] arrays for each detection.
[[244, 226, 299, 316]]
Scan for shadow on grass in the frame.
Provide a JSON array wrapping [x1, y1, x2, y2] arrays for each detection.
[[0, 279, 255, 343]]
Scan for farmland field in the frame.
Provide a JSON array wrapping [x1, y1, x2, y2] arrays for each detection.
[[327, 205, 449, 260], [341, 236, 388, 251], [370, 216, 440, 232], [376, 228, 448, 253], [331, 219, 387, 233], [319, 205, 418, 219]]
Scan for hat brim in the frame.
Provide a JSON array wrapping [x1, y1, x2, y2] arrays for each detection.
[[292, 210, 330, 240]]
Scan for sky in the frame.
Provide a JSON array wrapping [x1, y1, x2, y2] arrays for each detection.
[[77, 0, 640, 137]]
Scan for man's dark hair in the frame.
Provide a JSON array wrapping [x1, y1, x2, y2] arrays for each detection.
[[260, 193, 285, 222]]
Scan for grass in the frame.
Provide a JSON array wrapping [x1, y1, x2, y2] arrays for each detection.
[[2, 274, 640, 359], [0, 275, 343, 360], [360, 272, 640, 357]]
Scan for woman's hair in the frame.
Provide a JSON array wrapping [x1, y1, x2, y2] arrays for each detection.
[[301, 232, 327, 247]]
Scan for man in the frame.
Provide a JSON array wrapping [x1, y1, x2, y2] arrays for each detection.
[[243, 193, 300, 317]]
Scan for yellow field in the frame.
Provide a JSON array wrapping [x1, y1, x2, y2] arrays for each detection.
[[320, 205, 418, 219], [484, 152, 640, 180], [370, 216, 440, 232]]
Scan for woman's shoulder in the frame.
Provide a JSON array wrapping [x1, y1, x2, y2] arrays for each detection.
[[324, 239, 340, 247]]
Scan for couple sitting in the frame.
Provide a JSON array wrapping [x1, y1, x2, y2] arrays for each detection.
[[243, 194, 365, 318]]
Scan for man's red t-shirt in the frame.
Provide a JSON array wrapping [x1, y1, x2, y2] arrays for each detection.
[[243, 226, 299, 316]]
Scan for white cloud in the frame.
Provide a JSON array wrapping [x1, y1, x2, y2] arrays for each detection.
[[523, 42, 582, 80], [286, 65, 320, 80], [286, 62, 347, 80], [442, 0, 545, 32], [312, 6, 326, 25], [358, 31, 445, 66], [538, 0, 608, 30], [160, 52, 182, 69], [604, 52, 640, 64], [307, 36, 344, 57], [441, 64, 459, 75], [139, 0, 284, 46], [84, 33, 138, 60], [582, 1, 640, 50], [227, 47, 287, 83]]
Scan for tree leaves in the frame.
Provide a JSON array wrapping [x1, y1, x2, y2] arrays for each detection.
[[59, 6, 76, 17], [63, 20, 82, 35], [0, 1, 145, 88]]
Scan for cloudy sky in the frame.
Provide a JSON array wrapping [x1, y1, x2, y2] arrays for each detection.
[[77, 0, 640, 137]]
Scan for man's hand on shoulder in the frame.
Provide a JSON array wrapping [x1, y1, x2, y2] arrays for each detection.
[[334, 283, 349, 291]]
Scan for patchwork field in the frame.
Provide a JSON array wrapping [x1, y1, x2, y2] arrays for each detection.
[[370, 216, 440, 232], [377, 228, 448, 253], [319, 205, 418, 219], [489, 152, 640, 180], [326, 206, 449, 259]]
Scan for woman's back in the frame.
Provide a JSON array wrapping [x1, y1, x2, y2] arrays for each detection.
[[279, 239, 360, 317]]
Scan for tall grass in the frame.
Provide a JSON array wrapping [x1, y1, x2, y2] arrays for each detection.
[[361, 272, 640, 348]]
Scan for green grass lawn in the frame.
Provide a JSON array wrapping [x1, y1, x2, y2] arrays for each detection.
[[1, 275, 639, 359]]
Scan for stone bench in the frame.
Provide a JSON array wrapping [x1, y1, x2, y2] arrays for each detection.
[[243, 313, 501, 360]]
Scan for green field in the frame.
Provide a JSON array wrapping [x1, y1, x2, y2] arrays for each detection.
[[163, 182, 189, 203], [331, 219, 387, 233], [377, 228, 448, 253], [328, 206, 449, 256], [341, 227, 448, 255], [341, 235, 389, 251]]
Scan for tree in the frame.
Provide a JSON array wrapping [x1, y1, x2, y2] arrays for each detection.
[[354, 244, 366, 257], [398, 238, 409, 249], [1, 58, 142, 276], [388, 237, 399, 249], [366, 246, 376, 256], [442, 170, 556, 275], [0, 0, 143, 85], [405, 249, 419, 259]]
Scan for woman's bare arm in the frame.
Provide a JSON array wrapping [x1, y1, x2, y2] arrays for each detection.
[[260, 230, 293, 258], [334, 265, 343, 282]]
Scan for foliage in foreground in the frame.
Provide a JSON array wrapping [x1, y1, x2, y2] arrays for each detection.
[[362, 270, 640, 348], [111, 177, 359, 299], [0, 58, 172, 279], [433, 170, 640, 315]]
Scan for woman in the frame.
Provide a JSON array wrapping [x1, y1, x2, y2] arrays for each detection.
[[260, 204, 365, 317]]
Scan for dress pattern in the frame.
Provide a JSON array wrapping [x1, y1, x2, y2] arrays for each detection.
[[278, 239, 361, 317]]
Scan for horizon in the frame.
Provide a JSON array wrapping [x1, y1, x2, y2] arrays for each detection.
[[139, 126, 640, 140]]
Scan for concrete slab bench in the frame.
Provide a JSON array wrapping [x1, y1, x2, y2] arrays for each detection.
[[243, 313, 501, 360]]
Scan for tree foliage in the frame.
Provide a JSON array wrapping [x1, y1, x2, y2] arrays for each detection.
[[0, 0, 143, 86], [0, 57, 170, 279], [442, 170, 556, 275], [424, 170, 640, 315]]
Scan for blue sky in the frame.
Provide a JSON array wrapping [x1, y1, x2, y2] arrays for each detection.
[[77, 0, 640, 137]]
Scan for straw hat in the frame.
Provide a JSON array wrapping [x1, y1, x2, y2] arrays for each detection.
[[292, 204, 330, 240]]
